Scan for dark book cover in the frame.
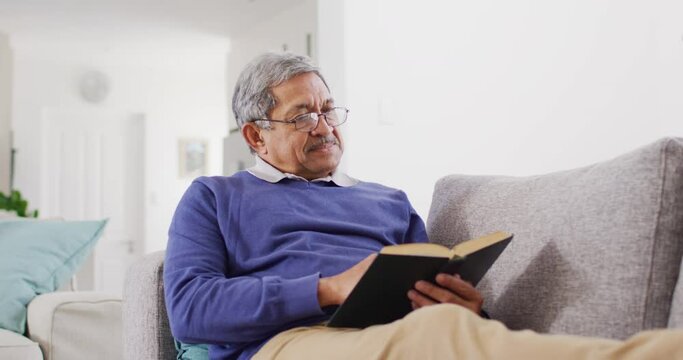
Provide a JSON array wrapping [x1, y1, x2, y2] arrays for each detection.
[[327, 233, 513, 328]]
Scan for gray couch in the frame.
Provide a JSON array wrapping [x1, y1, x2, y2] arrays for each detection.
[[124, 137, 683, 358]]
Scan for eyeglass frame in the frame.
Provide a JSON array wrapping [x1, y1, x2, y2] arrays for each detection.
[[250, 107, 349, 132]]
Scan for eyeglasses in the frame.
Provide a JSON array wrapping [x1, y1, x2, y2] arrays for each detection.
[[252, 107, 349, 132]]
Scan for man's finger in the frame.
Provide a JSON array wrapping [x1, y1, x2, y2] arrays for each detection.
[[436, 274, 480, 301], [407, 289, 437, 307], [414, 280, 462, 304]]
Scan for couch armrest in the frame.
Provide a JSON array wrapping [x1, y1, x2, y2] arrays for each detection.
[[123, 251, 176, 360], [26, 291, 122, 360]]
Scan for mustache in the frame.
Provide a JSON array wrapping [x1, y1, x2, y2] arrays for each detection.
[[305, 136, 339, 152]]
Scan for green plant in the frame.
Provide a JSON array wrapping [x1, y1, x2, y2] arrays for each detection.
[[0, 190, 39, 218]]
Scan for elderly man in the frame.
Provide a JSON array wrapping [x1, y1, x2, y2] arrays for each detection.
[[164, 53, 682, 360]]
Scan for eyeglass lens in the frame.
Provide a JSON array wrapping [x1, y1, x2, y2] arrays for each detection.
[[294, 108, 347, 131]]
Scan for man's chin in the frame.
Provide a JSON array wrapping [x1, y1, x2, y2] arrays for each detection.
[[306, 154, 341, 175]]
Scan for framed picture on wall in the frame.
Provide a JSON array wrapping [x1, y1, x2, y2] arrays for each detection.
[[178, 139, 208, 178]]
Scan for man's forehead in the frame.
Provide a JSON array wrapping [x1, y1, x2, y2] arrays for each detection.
[[283, 97, 331, 114], [289, 98, 335, 110], [269, 72, 333, 113]]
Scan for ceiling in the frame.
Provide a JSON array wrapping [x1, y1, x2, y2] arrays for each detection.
[[0, 0, 308, 46]]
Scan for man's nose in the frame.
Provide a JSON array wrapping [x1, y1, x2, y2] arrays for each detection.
[[311, 115, 333, 135]]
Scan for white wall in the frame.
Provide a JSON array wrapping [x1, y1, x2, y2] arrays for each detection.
[[226, 0, 318, 132], [330, 0, 683, 219], [223, 0, 318, 173], [0, 33, 10, 194], [316, 0, 348, 172], [11, 38, 229, 252]]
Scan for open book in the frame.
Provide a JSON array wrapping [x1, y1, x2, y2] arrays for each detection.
[[327, 231, 513, 328]]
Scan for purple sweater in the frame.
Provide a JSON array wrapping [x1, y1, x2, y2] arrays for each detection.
[[164, 172, 428, 360]]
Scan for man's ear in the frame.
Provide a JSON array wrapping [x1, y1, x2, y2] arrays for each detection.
[[242, 123, 267, 155]]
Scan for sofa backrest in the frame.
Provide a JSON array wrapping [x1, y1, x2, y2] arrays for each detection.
[[123, 251, 176, 359], [427, 137, 683, 339]]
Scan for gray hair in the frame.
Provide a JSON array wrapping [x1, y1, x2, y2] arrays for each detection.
[[232, 52, 328, 129]]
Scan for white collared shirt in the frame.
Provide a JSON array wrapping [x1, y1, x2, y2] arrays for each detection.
[[247, 156, 358, 187]]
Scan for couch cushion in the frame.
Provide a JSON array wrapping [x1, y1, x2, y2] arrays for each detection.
[[0, 219, 107, 334], [27, 292, 122, 360], [427, 137, 683, 339], [0, 328, 43, 360], [175, 339, 209, 360]]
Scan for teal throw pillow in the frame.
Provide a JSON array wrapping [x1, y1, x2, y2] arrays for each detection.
[[175, 339, 209, 360], [0, 218, 107, 334]]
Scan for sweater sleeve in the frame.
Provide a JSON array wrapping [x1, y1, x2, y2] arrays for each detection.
[[163, 180, 325, 344], [402, 192, 429, 244]]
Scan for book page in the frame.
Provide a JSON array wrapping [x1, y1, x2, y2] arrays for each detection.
[[380, 243, 451, 257]]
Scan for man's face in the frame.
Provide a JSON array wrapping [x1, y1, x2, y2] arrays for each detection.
[[256, 72, 344, 180]]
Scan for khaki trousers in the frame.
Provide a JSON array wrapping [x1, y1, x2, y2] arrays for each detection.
[[253, 304, 683, 360]]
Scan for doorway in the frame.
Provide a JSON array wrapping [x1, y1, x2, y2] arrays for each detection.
[[41, 108, 144, 295]]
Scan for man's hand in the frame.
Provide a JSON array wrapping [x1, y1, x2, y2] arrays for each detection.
[[317, 253, 377, 307], [407, 273, 484, 315]]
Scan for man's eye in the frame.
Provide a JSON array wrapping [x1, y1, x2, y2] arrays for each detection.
[[293, 113, 314, 122]]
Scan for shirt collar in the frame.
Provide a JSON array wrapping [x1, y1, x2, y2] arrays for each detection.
[[247, 156, 358, 187]]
